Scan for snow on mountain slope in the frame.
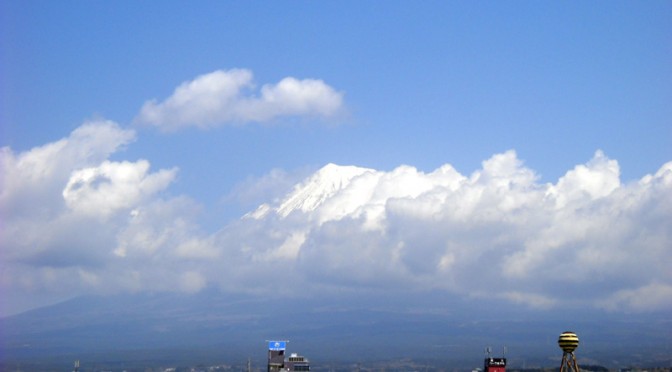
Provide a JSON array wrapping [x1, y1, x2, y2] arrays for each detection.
[[276, 163, 375, 217], [245, 163, 375, 220], [244, 162, 467, 228]]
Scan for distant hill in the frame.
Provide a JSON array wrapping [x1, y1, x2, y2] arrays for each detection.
[[1, 290, 671, 370]]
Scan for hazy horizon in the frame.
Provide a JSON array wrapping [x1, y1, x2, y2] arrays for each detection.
[[3, 290, 671, 370]]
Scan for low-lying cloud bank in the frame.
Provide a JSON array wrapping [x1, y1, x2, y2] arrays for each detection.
[[1, 121, 671, 316]]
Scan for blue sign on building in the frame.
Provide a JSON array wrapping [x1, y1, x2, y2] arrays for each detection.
[[268, 341, 287, 351]]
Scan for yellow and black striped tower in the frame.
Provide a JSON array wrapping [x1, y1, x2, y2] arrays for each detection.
[[558, 331, 580, 372]]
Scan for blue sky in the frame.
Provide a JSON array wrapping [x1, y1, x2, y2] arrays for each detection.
[[1, 1, 671, 316]]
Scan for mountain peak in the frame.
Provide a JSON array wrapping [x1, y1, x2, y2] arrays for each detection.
[[245, 163, 374, 220], [276, 163, 373, 217]]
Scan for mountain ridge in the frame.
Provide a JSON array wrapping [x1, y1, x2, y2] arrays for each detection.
[[2, 291, 671, 368]]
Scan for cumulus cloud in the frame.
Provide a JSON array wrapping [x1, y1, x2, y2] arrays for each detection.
[[135, 69, 344, 130], [63, 160, 177, 217], [1, 120, 136, 218], [233, 150, 672, 312], [2, 125, 671, 316], [0, 121, 203, 305]]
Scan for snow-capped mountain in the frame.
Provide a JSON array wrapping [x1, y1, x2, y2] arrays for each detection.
[[243, 160, 472, 227], [245, 163, 375, 220]]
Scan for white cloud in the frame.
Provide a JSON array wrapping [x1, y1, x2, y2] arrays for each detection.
[[135, 69, 344, 130], [598, 282, 672, 312], [0, 121, 141, 269], [175, 237, 220, 259], [1, 120, 136, 218], [63, 160, 177, 217], [234, 150, 672, 312], [113, 196, 205, 259], [0, 121, 199, 304], [2, 127, 671, 316], [179, 271, 207, 294], [546, 150, 621, 208]]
